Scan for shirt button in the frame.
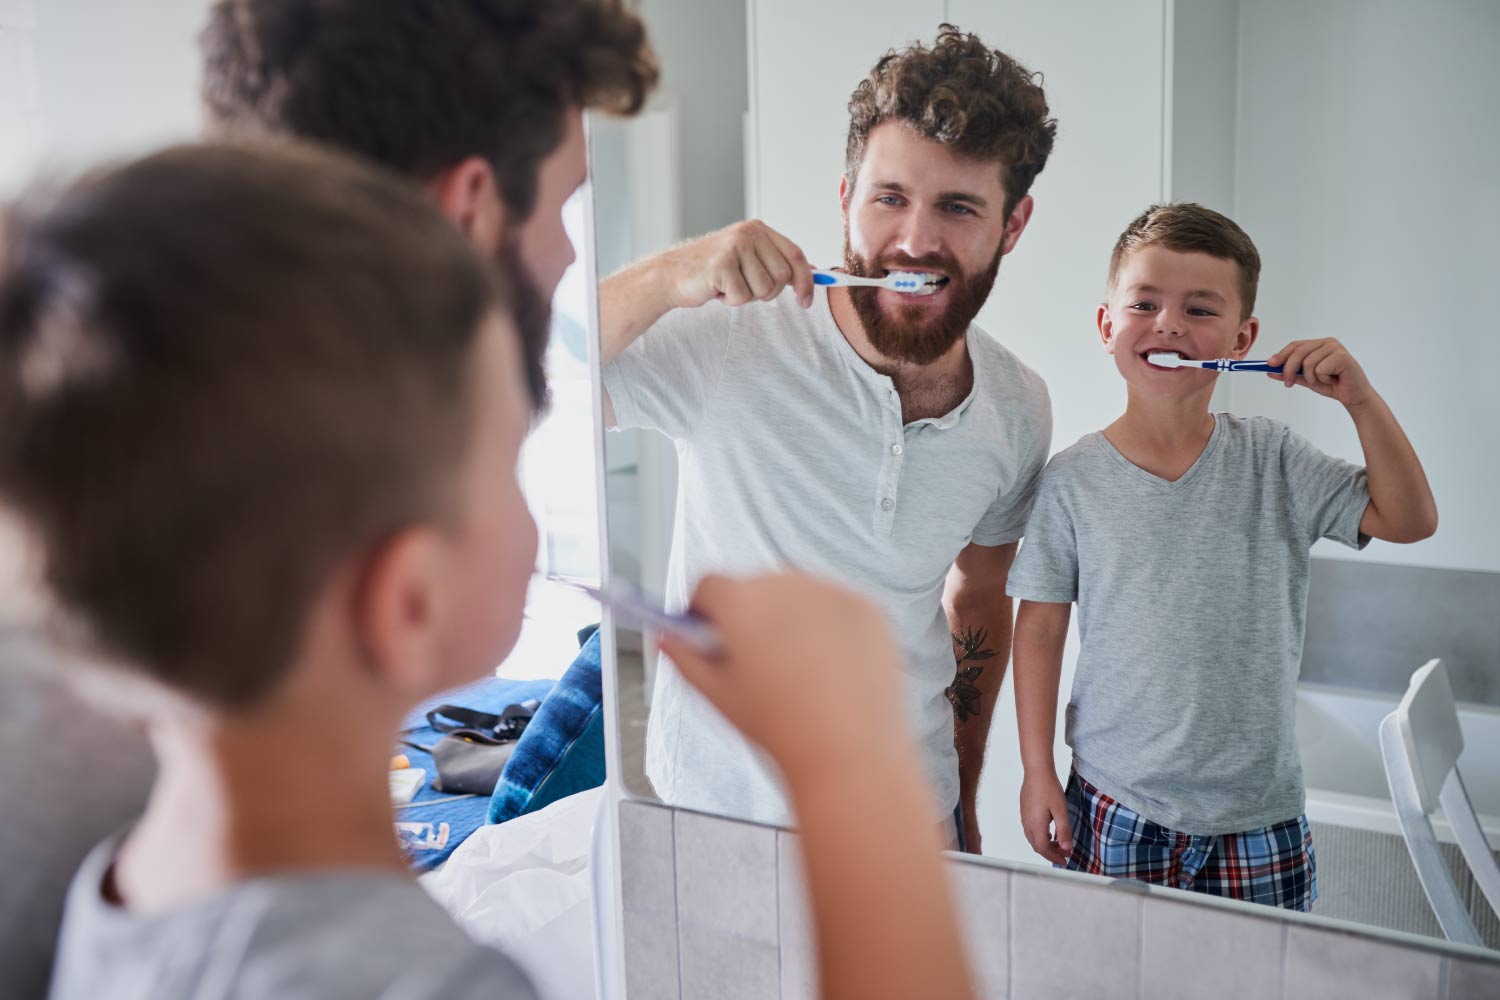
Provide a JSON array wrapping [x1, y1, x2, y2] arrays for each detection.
[[891, 444, 903, 456], [881, 498, 895, 511]]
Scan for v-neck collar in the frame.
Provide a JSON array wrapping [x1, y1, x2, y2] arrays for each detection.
[[1091, 412, 1225, 492]]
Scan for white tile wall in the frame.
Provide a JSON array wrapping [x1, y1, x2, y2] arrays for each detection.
[[618, 798, 1500, 999]]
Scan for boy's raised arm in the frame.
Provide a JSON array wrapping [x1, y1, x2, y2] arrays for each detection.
[[1014, 598, 1074, 865], [1268, 338, 1438, 543]]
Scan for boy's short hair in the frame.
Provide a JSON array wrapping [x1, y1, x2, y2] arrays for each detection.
[[1108, 203, 1262, 319], [200, 0, 658, 222], [845, 23, 1058, 217], [0, 142, 500, 710]]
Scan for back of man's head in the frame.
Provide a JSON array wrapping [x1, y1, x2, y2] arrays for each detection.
[[0, 142, 499, 710], [200, 0, 656, 221]]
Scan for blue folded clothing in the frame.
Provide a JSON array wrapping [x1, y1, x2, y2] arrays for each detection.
[[487, 625, 604, 824]]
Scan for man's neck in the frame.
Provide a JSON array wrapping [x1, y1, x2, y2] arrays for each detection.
[[827, 287, 973, 421], [113, 693, 409, 913]]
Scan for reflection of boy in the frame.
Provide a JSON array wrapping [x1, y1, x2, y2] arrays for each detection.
[[1007, 204, 1437, 910]]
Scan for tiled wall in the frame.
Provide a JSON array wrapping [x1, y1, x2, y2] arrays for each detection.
[[1303, 560, 1500, 706], [618, 799, 1500, 999]]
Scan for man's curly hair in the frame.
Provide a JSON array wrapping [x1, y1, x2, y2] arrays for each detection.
[[845, 24, 1057, 215], [201, 0, 658, 221]]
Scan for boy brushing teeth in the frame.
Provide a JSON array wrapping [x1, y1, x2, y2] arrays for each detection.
[[1005, 203, 1437, 910]]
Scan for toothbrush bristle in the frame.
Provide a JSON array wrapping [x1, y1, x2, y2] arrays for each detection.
[[888, 270, 939, 296]]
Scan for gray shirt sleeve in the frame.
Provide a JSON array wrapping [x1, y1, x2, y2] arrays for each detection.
[[1279, 426, 1371, 548], [971, 380, 1053, 547], [1004, 456, 1078, 603], [602, 300, 735, 440]]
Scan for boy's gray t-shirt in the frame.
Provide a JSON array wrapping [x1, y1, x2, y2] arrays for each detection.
[[49, 835, 539, 1000], [1006, 413, 1370, 834]]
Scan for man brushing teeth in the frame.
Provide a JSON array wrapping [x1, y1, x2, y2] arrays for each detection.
[[598, 25, 1057, 854]]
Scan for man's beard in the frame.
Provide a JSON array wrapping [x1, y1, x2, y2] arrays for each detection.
[[841, 227, 1004, 367], [497, 235, 553, 414]]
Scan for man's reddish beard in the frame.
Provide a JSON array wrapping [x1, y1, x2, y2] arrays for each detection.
[[841, 225, 1004, 367]]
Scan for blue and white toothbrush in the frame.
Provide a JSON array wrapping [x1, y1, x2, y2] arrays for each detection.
[[1148, 353, 1285, 374], [811, 268, 942, 296]]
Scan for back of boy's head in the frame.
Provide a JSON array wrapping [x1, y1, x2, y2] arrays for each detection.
[[1108, 203, 1261, 319], [0, 142, 500, 711], [199, 0, 657, 220]]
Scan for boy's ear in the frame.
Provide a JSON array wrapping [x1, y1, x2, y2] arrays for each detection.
[[428, 157, 507, 257], [1230, 315, 1260, 358], [1097, 303, 1117, 354], [352, 526, 451, 698]]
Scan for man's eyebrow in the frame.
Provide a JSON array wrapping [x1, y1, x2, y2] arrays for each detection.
[[870, 181, 989, 209]]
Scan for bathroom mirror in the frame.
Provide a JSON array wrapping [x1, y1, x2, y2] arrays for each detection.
[[594, 0, 1500, 951]]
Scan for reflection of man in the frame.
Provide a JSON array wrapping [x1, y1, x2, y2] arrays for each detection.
[[601, 25, 1057, 849], [200, 0, 659, 407]]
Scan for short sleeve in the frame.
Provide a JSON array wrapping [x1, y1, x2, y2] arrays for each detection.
[[602, 301, 735, 440], [971, 382, 1053, 546], [1004, 457, 1079, 604], [1279, 427, 1371, 550]]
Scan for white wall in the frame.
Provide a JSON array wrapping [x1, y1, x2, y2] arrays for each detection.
[[1228, 0, 1500, 575], [0, 0, 211, 192]]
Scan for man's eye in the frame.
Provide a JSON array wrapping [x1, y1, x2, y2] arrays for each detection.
[[944, 203, 975, 216], [876, 195, 902, 206]]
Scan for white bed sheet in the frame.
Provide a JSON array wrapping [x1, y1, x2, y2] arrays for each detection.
[[421, 787, 601, 1000]]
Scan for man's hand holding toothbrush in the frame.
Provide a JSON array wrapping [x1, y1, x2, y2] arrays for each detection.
[[599, 219, 815, 367]]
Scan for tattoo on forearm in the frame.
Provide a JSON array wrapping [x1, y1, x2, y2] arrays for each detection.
[[946, 625, 997, 723]]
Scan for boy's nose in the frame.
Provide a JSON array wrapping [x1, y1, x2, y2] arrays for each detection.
[[1154, 307, 1184, 337]]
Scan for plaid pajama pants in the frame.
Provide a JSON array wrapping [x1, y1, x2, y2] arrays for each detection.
[[1062, 768, 1317, 912]]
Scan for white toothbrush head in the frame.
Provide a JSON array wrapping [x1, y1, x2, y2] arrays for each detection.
[[1146, 352, 1193, 368], [885, 270, 942, 296]]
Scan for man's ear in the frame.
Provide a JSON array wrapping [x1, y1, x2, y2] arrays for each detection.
[[838, 174, 851, 224], [351, 526, 450, 698], [1000, 194, 1035, 256], [428, 157, 507, 256], [1097, 302, 1117, 354], [1231, 315, 1260, 358]]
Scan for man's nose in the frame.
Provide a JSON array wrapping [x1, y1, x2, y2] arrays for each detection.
[[893, 213, 944, 262]]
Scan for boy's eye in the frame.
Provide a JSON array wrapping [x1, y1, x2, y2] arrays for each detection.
[[1188, 307, 1219, 317], [1129, 301, 1157, 311]]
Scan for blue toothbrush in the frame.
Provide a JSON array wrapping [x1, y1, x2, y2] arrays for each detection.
[[1148, 353, 1285, 374], [548, 577, 722, 655], [811, 268, 941, 295]]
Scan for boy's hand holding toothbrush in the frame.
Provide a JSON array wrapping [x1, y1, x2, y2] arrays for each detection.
[[1265, 337, 1376, 408]]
